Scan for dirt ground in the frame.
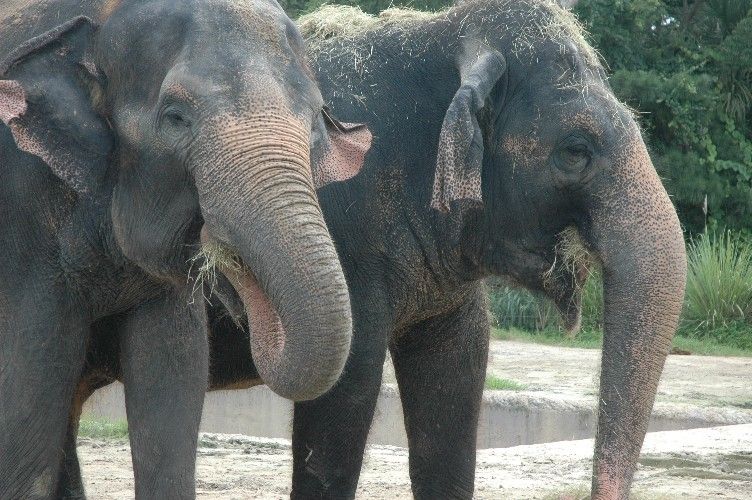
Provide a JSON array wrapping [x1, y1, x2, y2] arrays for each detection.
[[78, 340, 752, 498], [80, 424, 752, 499]]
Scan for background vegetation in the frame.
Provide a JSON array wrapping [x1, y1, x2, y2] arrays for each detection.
[[282, 0, 752, 352]]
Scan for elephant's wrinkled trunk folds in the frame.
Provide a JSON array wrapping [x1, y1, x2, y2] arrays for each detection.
[[197, 113, 352, 401], [588, 130, 687, 499]]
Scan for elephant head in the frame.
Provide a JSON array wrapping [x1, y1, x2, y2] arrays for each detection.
[[0, 0, 371, 401], [431, 5, 687, 497]]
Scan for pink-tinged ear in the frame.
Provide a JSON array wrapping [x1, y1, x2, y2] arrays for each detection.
[[312, 107, 372, 189], [0, 17, 112, 195], [0, 80, 26, 124]]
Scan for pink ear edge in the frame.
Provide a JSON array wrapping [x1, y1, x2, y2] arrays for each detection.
[[314, 124, 372, 189], [0, 80, 27, 125]]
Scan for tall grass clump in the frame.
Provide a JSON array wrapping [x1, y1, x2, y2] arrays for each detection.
[[681, 231, 752, 348]]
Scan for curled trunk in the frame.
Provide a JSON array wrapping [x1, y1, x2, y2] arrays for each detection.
[[197, 114, 352, 401]]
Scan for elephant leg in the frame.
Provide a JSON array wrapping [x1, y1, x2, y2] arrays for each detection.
[[56, 371, 118, 500], [119, 289, 208, 500], [389, 288, 489, 500], [55, 381, 94, 500], [0, 303, 88, 499], [290, 301, 389, 499]]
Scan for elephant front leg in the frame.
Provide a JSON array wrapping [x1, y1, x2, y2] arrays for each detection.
[[390, 289, 490, 500], [119, 288, 209, 500], [291, 306, 389, 499], [0, 295, 88, 499]]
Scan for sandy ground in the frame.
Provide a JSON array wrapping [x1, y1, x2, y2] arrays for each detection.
[[80, 424, 752, 499], [77, 340, 752, 497]]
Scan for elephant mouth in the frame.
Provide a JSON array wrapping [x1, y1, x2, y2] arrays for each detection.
[[542, 226, 592, 334], [198, 226, 285, 364]]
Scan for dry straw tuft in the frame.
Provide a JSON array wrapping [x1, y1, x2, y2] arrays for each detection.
[[188, 240, 243, 297], [511, 1, 601, 68], [297, 4, 447, 54], [297, 5, 379, 42], [299, 2, 601, 67], [542, 225, 593, 291], [556, 225, 591, 273]]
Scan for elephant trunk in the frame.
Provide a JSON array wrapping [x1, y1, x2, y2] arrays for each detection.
[[197, 114, 352, 401], [587, 134, 687, 498]]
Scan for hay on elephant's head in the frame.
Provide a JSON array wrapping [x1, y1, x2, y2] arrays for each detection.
[[510, 1, 601, 68], [298, 1, 601, 66], [297, 4, 440, 38], [297, 4, 448, 54], [297, 5, 379, 42]]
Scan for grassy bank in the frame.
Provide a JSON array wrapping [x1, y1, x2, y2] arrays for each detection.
[[492, 326, 752, 357]]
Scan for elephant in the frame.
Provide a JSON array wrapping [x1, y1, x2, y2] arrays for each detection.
[[56, 0, 687, 499], [0, 0, 371, 497]]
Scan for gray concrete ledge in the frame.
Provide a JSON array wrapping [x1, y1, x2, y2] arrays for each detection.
[[83, 382, 752, 449]]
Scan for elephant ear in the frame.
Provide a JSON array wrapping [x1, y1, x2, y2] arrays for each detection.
[[0, 16, 112, 195], [431, 40, 506, 213], [311, 107, 372, 188]]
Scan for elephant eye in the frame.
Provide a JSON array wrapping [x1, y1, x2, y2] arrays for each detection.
[[163, 109, 191, 129], [555, 135, 592, 173]]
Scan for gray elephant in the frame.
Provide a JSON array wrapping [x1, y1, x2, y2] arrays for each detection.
[[54, 1, 687, 499], [0, 0, 370, 497]]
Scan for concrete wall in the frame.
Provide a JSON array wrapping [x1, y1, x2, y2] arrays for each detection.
[[83, 382, 752, 449]]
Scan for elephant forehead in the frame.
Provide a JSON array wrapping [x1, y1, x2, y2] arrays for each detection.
[[501, 133, 546, 161], [203, 0, 289, 51]]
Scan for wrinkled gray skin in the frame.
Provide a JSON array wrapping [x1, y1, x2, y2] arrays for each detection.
[[0, 0, 368, 497]]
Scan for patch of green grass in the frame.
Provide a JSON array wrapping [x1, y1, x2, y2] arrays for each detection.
[[492, 326, 603, 349], [78, 418, 128, 440], [484, 374, 526, 391], [671, 333, 752, 357], [487, 283, 559, 331], [493, 326, 752, 357]]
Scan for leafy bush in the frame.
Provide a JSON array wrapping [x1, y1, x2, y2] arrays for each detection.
[[575, 0, 752, 233]]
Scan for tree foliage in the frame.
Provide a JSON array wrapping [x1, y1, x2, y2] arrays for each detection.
[[283, 0, 752, 232]]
